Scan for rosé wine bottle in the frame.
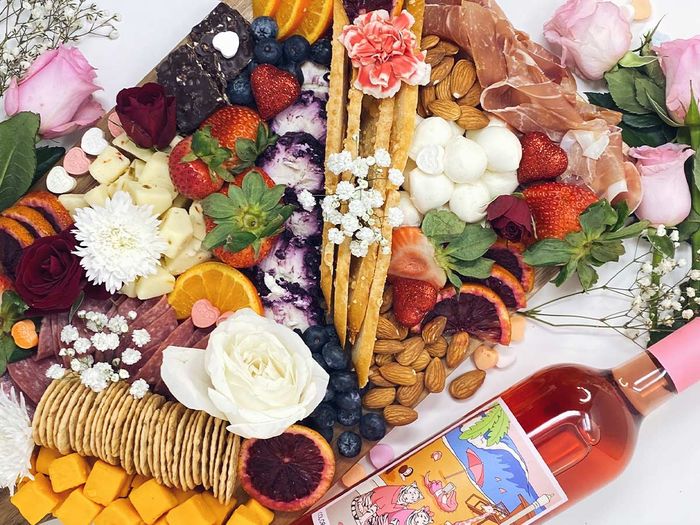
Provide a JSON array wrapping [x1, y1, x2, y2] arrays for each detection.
[[292, 319, 700, 525]]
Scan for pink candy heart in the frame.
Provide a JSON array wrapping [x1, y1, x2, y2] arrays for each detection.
[[191, 299, 221, 328], [107, 112, 125, 138], [63, 147, 91, 176]]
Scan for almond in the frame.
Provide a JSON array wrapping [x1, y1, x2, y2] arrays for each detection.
[[380, 285, 393, 314], [420, 85, 437, 114], [422, 316, 447, 344], [450, 59, 476, 99], [428, 99, 460, 121], [384, 405, 418, 426], [457, 105, 489, 130], [430, 57, 454, 85], [417, 102, 429, 119], [369, 367, 395, 388], [421, 34, 440, 50], [424, 357, 446, 393], [457, 82, 483, 107], [435, 40, 459, 56], [374, 339, 404, 355], [446, 332, 471, 368], [449, 370, 486, 400], [379, 363, 417, 386], [395, 337, 425, 366], [412, 350, 431, 371], [376, 316, 403, 340], [435, 79, 453, 101], [362, 387, 396, 409], [374, 353, 395, 366], [426, 336, 448, 358], [425, 48, 445, 66], [397, 373, 424, 407]]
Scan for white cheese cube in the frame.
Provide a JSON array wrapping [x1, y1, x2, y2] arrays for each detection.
[[126, 181, 173, 216], [135, 266, 175, 300], [160, 207, 194, 259], [112, 134, 155, 161], [89, 146, 130, 184], [189, 202, 207, 241], [171, 194, 190, 209], [163, 238, 211, 275], [120, 280, 137, 298], [58, 194, 88, 217], [83, 184, 111, 207]]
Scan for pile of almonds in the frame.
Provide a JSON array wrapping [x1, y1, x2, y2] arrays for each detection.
[[364, 291, 489, 427], [418, 36, 488, 130]]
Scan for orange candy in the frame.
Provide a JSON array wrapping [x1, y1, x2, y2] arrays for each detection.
[[11, 319, 39, 350]]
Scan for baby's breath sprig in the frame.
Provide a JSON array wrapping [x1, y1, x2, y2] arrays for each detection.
[[0, 0, 120, 95]]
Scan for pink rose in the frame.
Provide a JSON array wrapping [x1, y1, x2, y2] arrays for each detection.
[[544, 0, 632, 80], [629, 143, 695, 226], [3, 46, 103, 138], [339, 10, 430, 99], [654, 37, 700, 123]]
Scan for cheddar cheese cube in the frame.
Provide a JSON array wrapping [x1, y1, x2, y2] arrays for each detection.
[[201, 492, 236, 524], [10, 473, 61, 525], [84, 460, 130, 506], [94, 498, 142, 525], [129, 479, 178, 524], [131, 473, 149, 488], [119, 474, 135, 498], [48, 453, 90, 493], [166, 494, 216, 525], [226, 505, 257, 525], [245, 499, 275, 525], [54, 488, 103, 525], [36, 447, 63, 475]]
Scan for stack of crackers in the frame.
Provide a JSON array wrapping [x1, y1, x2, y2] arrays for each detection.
[[32, 375, 239, 504], [321, 0, 425, 387]]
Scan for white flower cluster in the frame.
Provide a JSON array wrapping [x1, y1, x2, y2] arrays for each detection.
[[48, 308, 150, 397], [0, 0, 120, 95], [324, 149, 404, 257]]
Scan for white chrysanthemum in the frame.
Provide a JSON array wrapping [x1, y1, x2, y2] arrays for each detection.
[[72, 191, 168, 293], [0, 388, 34, 495], [297, 190, 316, 212], [130, 379, 150, 399]]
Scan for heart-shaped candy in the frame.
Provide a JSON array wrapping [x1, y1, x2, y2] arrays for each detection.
[[212, 31, 240, 59], [46, 166, 77, 194], [81, 127, 109, 156], [192, 299, 221, 328], [63, 147, 91, 176], [107, 112, 125, 138]]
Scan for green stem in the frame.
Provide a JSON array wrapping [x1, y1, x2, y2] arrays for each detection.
[[648, 227, 663, 330]]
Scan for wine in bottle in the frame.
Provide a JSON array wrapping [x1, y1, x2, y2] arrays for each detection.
[[293, 319, 700, 525]]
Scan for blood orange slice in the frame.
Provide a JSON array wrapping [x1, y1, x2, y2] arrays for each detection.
[[465, 264, 527, 310], [485, 239, 535, 293], [388, 227, 447, 290], [238, 425, 335, 512], [425, 283, 511, 345]]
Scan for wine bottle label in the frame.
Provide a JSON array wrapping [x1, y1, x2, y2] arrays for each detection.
[[313, 399, 567, 525]]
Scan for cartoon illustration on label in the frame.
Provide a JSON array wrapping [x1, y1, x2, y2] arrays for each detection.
[[313, 399, 567, 525]]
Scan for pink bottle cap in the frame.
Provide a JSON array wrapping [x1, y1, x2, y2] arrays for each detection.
[[649, 318, 700, 393]]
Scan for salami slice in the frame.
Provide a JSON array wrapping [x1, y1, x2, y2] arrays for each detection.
[[131, 318, 195, 385], [35, 314, 56, 360], [7, 356, 61, 406], [131, 296, 171, 330], [193, 334, 210, 349]]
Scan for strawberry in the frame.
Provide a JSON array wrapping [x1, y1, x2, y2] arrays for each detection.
[[201, 168, 294, 269], [168, 129, 232, 199], [523, 182, 599, 240], [517, 132, 569, 184], [388, 227, 448, 290], [250, 64, 301, 120], [391, 277, 438, 328], [201, 106, 276, 173]]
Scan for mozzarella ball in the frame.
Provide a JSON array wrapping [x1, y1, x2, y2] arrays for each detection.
[[481, 170, 519, 198], [449, 181, 491, 223], [398, 191, 423, 226], [443, 136, 488, 183], [403, 158, 417, 193], [487, 115, 509, 128], [409, 117, 454, 160], [468, 127, 522, 173], [447, 120, 466, 138], [409, 168, 455, 214], [415, 144, 445, 175]]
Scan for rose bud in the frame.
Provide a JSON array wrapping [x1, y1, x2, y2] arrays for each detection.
[[115, 82, 177, 149], [486, 195, 534, 242]]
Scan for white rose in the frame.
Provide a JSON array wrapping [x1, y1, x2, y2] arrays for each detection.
[[161, 309, 329, 439]]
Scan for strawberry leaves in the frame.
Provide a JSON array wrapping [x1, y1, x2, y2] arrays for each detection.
[[524, 200, 649, 290], [183, 127, 234, 181], [231, 123, 278, 175]]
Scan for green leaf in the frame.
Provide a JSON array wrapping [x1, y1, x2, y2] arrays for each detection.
[[201, 193, 236, 219], [446, 269, 463, 290], [68, 291, 84, 324], [605, 69, 650, 115], [686, 90, 700, 150], [34, 146, 65, 184], [646, 93, 683, 128], [621, 113, 664, 129], [9, 346, 34, 364], [605, 220, 650, 240], [258, 184, 286, 211], [523, 239, 575, 266], [635, 77, 666, 112], [421, 209, 465, 244], [444, 224, 497, 261], [692, 149, 700, 197], [553, 258, 578, 287], [224, 231, 257, 254], [613, 201, 630, 231], [460, 405, 508, 445], [576, 260, 599, 290], [485, 408, 510, 446], [647, 233, 676, 258], [448, 257, 494, 279], [241, 170, 266, 202], [0, 334, 16, 375], [235, 138, 258, 163], [578, 200, 616, 240], [618, 52, 658, 68], [620, 122, 676, 148], [0, 291, 28, 332], [202, 223, 233, 250], [678, 209, 700, 241], [0, 112, 40, 212], [589, 241, 625, 264], [585, 92, 618, 110], [227, 184, 247, 209]]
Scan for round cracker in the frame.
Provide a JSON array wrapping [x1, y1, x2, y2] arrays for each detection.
[[55, 381, 87, 454], [98, 382, 129, 463], [150, 401, 173, 484], [91, 383, 126, 462], [138, 394, 165, 477], [210, 421, 228, 501], [32, 375, 64, 445], [188, 411, 207, 488], [170, 407, 194, 489], [133, 393, 161, 476], [70, 386, 96, 455], [224, 434, 240, 503], [161, 403, 186, 487], [103, 384, 133, 461], [87, 384, 117, 459], [206, 417, 223, 491], [45, 376, 79, 450], [122, 394, 147, 474], [199, 414, 215, 489], [118, 391, 144, 471], [182, 410, 203, 490], [107, 390, 134, 459]]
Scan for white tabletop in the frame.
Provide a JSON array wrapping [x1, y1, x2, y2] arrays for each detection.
[[21, 0, 700, 523]]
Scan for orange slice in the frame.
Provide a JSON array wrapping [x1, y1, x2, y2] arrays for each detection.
[[276, 0, 312, 40], [292, 0, 332, 43], [253, 0, 282, 17], [168, 262, 263, 320]]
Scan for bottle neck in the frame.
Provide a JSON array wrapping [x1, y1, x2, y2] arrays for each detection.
[[612, 351, 676, 417]]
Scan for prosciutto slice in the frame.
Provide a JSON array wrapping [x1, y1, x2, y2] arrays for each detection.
[[423, 0, 641, 208]]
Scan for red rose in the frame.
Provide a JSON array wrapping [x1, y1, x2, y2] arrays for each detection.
[[14, 230, 85, 313], [486, 195, 534, 243], [116, 82, 176, 149]]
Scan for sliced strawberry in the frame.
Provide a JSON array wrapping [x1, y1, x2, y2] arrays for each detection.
[[388, 227, 447, 290], [392, 277, 438, 327], [523, 182, 599, 240]]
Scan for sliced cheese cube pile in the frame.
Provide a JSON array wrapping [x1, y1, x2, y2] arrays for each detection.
[[11, 447, 274, 525]]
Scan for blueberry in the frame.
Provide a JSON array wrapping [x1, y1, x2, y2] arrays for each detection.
[[337, 431, 362, 458], [310, 403, 337, 429], [254, 38, 283, 65], [226, 74, 254, 105], [317, 424, 334, 443], [279, 61, 304, 85], [251, 16, 278, 41], [310, 38, 332, 66], [283, 35, 311, 63], [359, 413, 386, 441], [245, 60, 259, 76], [335, 389, 362, 411], [359, 382, 370, 396], [302, 325, 329, 352], [322, 388, 335, 404], [336, 407, 362, 427], [312, 352, 329, 371], [324, 325, 340, 344], [322, 342, 348, 371], [330, 371, 358, 393]]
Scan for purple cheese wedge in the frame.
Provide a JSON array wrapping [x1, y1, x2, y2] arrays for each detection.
[[271, 91, 328, 144], [258, 132, 325, 193]]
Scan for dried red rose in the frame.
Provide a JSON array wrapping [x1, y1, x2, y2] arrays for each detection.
[[14, 230, 84, 313], [116, 82, 176, 149], [487, 195, 534, 242]]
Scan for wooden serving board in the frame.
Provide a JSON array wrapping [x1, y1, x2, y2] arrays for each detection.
[[0, 1, 558, 523]]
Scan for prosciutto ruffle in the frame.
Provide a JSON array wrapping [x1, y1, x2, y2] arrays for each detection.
[[424, 0, 642, 209]]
